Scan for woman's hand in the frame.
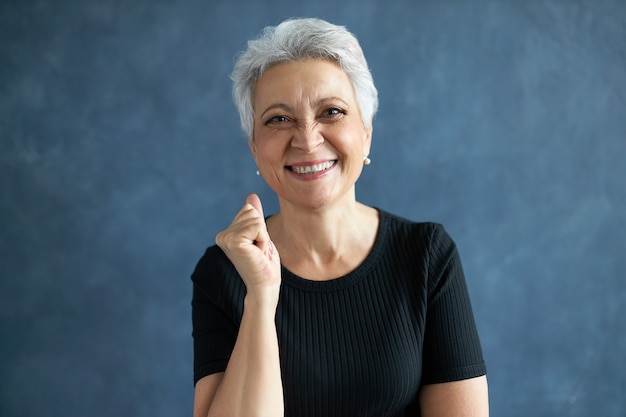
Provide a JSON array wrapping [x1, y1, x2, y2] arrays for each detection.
[[216, 193, 281, 302], [197, 193, 284, 417]]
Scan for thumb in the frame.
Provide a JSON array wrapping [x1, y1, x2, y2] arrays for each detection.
[[245, 193, 275, 259], [245, 193, 264, 218]]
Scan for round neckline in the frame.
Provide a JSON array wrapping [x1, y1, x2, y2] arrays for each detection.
[[280, 208, 388, 292]]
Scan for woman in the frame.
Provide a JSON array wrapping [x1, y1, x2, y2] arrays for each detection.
[[192, 18, 488, 417]]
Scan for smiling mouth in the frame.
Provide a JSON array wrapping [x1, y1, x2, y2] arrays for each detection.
[[289, 160, 337, 175]]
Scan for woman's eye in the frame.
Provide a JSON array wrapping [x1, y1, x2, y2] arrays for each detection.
[[323, 108, 344, 117], [265, 115, 289, 125]]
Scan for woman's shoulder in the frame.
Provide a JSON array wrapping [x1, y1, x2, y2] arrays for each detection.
[[192, 244, 228, 275], [191, 244, 243, 291], [190, 244, 246, 319], [378, 209, 443, 235], [376, 209, 456, 250]]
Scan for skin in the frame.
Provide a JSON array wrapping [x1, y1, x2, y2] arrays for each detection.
[[193, 59, 489, 417], [251, 59, 378, 280]]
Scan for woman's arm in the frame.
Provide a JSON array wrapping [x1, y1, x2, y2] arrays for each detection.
[[194, 292, 283, 417], [193, 373, 223, 417], [419, 375, 489, 417], [193, 194, 284, 417]]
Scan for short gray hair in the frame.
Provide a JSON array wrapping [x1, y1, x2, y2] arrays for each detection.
[[231, 18, 378, 141]]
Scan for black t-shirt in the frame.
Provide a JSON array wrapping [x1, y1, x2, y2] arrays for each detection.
[[191, 210, 486, 416]]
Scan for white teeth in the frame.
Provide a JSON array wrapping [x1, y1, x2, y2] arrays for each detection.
[[290, 160, 336, 174]]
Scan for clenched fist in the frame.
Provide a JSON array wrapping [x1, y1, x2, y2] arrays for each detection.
[[215, 193, 281, 304]]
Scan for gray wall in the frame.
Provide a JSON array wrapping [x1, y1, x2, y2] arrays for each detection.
[[1, 0, 625, 416]]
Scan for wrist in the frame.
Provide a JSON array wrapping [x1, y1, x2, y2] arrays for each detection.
[[244, 285, 280, 313]]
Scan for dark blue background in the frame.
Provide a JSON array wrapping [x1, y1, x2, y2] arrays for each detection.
[[1, 1, 625, 416]]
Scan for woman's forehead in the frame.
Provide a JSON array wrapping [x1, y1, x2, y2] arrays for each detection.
[[254, 59, 355, 109]]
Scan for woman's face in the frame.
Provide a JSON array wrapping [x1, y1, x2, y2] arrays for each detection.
[[251, 59, 372, 210]]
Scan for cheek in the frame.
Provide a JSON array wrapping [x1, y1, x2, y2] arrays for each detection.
[[256, 140, 286, 164], [341, 127, 369, 156]]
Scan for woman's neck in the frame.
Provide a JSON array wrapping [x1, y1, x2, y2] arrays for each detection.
[[267, 196, 378, 280]]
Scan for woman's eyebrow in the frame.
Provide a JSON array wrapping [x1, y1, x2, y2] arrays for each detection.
[[259, 97, 350, 119], [259, 103, 293, 119], [315, 96, 350, 107]]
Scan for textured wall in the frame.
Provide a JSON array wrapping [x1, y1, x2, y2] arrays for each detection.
[[1, 0, 625, 416]]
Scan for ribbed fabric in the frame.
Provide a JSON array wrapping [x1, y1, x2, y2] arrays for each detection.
[[191, 210, 486, 417]]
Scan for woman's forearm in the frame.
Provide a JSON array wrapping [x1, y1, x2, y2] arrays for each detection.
[[208, 291, 284, 417]]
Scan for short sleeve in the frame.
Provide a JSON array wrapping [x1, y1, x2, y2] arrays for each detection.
[[191, 246, 244, 385], [421, 224, 487, 384]]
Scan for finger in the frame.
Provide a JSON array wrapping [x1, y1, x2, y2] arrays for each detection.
[[244, 193, 275, 256], [270, 240, 281, 263], [245, 193, 264, 218]]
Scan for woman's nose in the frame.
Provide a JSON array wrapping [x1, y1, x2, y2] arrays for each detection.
[[290, 124, 324, 152]]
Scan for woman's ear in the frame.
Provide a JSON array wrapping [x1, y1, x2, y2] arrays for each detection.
[[362, 126, 373, 158], [249, 137, 258, 164]]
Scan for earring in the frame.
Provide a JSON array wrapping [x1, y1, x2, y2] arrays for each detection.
[[256, 170, 260, 176], [363, 156, 371, 166]]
